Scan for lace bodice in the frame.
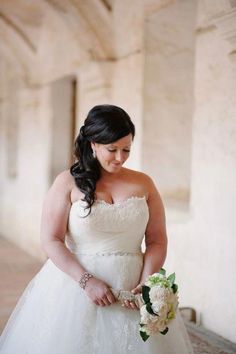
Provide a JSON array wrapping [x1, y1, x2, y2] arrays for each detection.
[[65, 196, 149, 255]]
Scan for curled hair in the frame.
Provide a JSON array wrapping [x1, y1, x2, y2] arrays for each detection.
[[70, 104, 135, 215]]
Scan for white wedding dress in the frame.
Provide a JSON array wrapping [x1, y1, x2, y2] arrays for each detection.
[[0, 196, 194, 354]]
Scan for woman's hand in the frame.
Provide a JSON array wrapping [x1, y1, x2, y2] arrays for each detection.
[[84, 277, 117, 307], [122, 283, 142, 310]]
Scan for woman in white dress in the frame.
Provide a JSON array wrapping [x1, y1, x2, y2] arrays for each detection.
[[0, 104, 194, 353]]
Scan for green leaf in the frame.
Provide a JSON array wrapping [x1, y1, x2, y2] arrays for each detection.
[[167, 272, 175, 285], [140, 330, 150, 342], [146, 303, 156, 315], [159, 268, 166, 276], [160, 327, 169, 335], [142, 285, 150, 303], [172, 284, 178, 294]]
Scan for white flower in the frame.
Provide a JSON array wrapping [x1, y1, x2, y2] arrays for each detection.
[[149, 286, 172, 303], [140, 305, 156, 324], [141, 319, 167, 336], [151, 301, 168, 318], [157, 319, 167, 332]]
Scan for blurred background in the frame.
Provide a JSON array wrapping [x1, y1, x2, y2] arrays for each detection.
[[0, 0, 236, 351]]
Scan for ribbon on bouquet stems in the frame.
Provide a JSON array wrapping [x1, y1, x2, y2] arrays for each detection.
[[110, 288, 144, 307]]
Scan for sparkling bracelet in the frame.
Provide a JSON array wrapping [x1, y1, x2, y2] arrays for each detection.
[[79, 271, 93, 289]]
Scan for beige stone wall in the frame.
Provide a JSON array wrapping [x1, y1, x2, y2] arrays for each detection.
[[142, 0, 196, 201], [0, 0, 236, 343], [0, 83, 52, 261], [188, 1, 236, 342], [164, 0, 236, 343]]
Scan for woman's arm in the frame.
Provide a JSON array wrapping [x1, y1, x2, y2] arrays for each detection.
[[40, 170, 117, 307], [139, 175, 168, 284], [40, 170, 87, 282], [124, 174, 168, 310]]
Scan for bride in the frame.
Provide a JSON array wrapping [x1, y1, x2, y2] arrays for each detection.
[[0, 104, 193, 353]]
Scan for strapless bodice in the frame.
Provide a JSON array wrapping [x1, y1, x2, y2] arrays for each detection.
[[65, 196, 149, 255]]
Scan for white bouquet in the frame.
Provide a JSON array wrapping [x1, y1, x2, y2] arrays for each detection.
[[111, 267, 179, 342], [139, 268, 179, 341]]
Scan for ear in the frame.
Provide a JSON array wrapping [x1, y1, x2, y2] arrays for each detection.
[[91, 142, 99, 150]]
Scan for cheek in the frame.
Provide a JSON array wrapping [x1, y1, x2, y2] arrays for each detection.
[[121, 151, 130, 159], [99, 150, 112, 161], [124, 152, 130, 160]]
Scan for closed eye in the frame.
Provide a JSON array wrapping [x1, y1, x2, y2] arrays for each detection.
[[108, 149, 130, 153]]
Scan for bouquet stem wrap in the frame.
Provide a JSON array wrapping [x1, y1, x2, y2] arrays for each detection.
[[110, 288, 143, 307]]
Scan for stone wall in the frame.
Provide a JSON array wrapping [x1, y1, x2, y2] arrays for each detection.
[[142, 0, 196, 200], [0, 0, 235, 343]]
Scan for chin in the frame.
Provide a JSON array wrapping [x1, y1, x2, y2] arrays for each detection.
[[109, 164, 122, 172]]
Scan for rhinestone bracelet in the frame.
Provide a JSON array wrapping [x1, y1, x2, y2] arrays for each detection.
[[79, 271, 93, 289]]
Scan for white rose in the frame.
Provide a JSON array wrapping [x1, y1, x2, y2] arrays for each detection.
[[151, 301, 168, 318], [158, 319, 167, 332], [149, 286, 172, 303], [141, 321, 159, 336], [140, 305, 156, 324], [142, 319, 167, 336]]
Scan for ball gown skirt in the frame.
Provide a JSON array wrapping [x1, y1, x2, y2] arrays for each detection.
[[0, 196, 194, 354]]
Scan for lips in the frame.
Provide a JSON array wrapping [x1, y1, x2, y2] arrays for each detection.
[[112, 163, 121, 166]]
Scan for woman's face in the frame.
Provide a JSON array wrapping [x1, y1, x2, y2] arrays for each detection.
[[91, 134, 133, 173]]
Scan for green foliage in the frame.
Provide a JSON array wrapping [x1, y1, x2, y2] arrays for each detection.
[[159, 268, 166, 276], [167, 272, 175, 285], [160, 327, 169, 335], [171, 284, 178, 294], [142, 285, 150, 303], [146, 303, 156, 316], [140, 330, 150, 342], [148, 276, 170, 288]]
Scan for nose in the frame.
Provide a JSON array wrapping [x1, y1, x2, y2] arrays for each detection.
[[115, 150, 123, 162]]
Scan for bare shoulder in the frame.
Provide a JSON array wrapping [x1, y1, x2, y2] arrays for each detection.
[[46, 169, 75, 202], [40, 170, 75, 246], [127, 169, 166, 221], [122, 167, 158, 198], [53, 169, 74, 186]]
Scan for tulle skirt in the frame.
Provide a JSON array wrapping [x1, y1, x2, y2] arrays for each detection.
[[0, 252, 193, 354]]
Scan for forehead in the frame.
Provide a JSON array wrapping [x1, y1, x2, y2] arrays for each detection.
[[107, 134, 133, 147]]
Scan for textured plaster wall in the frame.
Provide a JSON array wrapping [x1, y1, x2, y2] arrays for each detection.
[[187, 15, 236, 342], [1, 0, 236, 343], [0, 81, 52, 261], [142, 0, 196, 200], [165, 1, 236, 343]]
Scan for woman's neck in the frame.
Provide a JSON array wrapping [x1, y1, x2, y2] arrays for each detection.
[[100, 167, 125, 181]]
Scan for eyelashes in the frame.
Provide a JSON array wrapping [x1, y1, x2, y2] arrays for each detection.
[[108, 149, 130, 153]]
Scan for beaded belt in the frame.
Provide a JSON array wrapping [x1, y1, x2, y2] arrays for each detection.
[[73, 250, 143, 257]]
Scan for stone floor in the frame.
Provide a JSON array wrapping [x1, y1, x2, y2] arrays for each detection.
[[0, 236, 236, 353]]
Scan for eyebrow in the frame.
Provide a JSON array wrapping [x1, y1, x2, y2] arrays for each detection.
[[109, 144, 131, 148]]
